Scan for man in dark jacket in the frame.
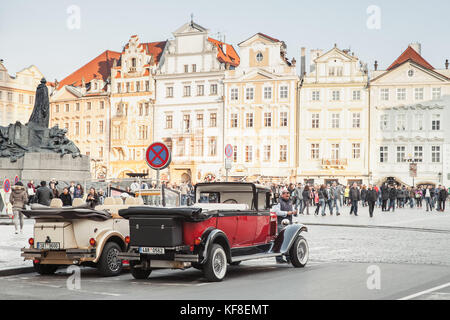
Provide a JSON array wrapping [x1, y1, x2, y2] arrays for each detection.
[[381, 184, 389, 211], [349, 183, 361, 216], [388, 185, 397, 212], [36, 181, 53, 206], [367, 184, 378, 218], [437, 186, 448, 211], [59, 187, 73, 207]]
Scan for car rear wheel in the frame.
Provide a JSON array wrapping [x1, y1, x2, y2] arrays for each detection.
[[203, 244, 227, 282], [33, 262, 58, 275], [97, 242, 123, 277], [289, 236, 309, 268], [130, 264, 152, 280]]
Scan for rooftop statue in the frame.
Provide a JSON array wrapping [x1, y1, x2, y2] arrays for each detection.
[[28, 78, 50, 128]]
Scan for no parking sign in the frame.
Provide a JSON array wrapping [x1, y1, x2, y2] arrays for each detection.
[[145, 142, 171, 170], [3, 179, 11, 193]]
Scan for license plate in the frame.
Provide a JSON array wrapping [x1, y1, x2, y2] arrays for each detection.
[[37, 242, 60, 250], [139, 247, 165, 255]]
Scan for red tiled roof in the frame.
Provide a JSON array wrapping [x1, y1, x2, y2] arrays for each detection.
[[207, 38, 240, 67], [58, 50, 121, 89], [387, 46, 434, 71]]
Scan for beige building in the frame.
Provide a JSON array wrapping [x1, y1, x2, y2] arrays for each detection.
[[0, 60, 45, 126], [49, 50, 121, 179], [109, 35, 166, 178], [224, 33, 298, 183], [298, 45, 369, 186]]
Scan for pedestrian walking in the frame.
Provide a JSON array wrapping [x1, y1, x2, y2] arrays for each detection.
[[300, 185, 310, 215], [424, 185, 433, 212], [381, 183, 389, 211], [438, 186, 448, 211], [35, 181, 53, 206], [331, 182, 341, 216], [349, 183, 360, 216], [319, 185, 326, 216], [344, 185, 350, 206], [367, 184, 377, 218], [9, 181, 28, 234], [388, 185, 397, 212]]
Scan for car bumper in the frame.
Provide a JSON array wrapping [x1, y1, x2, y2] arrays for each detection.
[[118, 246, 199, 265], [21, 248, 96, 264]]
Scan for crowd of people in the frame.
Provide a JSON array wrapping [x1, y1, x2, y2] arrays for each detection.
[[269, 182, 449, 218]]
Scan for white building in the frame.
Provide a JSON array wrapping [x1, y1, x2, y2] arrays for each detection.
[[154, 20, 239, 184], [370, 43, 450, 187], [298, 45, 370, 186]]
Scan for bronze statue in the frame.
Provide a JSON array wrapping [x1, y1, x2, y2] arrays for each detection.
[[28, 78, 50, 128]]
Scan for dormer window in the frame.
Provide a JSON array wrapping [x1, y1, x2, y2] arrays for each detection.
[[256, 52, 263, 62]]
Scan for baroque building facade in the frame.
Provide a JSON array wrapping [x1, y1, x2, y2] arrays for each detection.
[[370, 44, 450, 187], [153, 20, 239, 184], [224, 33, 298, 183], [298, 45, 369, 186]]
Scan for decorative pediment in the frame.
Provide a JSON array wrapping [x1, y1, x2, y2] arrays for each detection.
[[314, 47, 357, 63], [242, 69, 278, 81], [372, 61, 450, 83], [173, 21, 208, 36]]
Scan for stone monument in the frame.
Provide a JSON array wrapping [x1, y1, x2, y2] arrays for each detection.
[[0, 78, 91, 183]]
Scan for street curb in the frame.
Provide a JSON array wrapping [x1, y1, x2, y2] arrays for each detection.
[[301, 222, 450, 234], [0, 266, 34, 277]]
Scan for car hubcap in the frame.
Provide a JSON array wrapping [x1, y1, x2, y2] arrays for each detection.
[[212, 248, 226, 279], [107, 248, 121, 272], [297, 240, 308, 265]]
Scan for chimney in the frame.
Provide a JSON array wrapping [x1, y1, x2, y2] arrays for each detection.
[[300, 47, 306, 76], [374, 60, 378, 71], [409, 42, 421, 55], [445, 59, 449, 70]]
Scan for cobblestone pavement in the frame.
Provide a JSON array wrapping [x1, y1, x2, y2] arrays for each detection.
[[0, 219, 33, 270]]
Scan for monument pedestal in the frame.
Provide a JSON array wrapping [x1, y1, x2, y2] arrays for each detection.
[[0, 153, 91, 183]]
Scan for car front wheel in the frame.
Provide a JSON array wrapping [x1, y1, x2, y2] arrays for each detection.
[[289, 236, 309, 268], [203, 244, 227, 282]]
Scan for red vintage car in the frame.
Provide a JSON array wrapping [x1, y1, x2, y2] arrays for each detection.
[[118, 182, 309, 281]]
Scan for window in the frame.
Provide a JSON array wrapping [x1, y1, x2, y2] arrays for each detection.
[[312, 90, 320, 101], [280, 112, 288, 127], [264, 87, 272, 100], [396, 146, 406, 163], [29, 95, 33, 105], [352, 113, 361, 128], [263, 145, 271, 161], [331, 90, 340, 101], [432, 114, 440, 131], [86, 121, 91, 135], [230, 88, 238, 101], [415, 88, 424, 100], [87, 102, 91, 110], [233, 146, 237, 162], [126, 82, 130, 92], [165, 115, 173, 129], [75, 122, 80, 136], [396, 114, 406, 131], [209, 113, 217, 127], [117, 83, 121, 93], [264, 112, 272, 127], [197, 85, 204, 96], [209, 137, 217, 156], [113, 126, 120, 140], [279, 145, 287, 162], [131, 58, 136, 68], [145, 81, 149, 91], [139, 103, 143, 116], [195, 139, 203, 156], [8, 92, 13, 101], [145, 103, 149, 116], [432, 88, 441, 100], [311, 144, 319, 159], [312, 113, 320, 129], [55, 104, 60, 113], [183, 86, 191, 97], [136, 81, 140, 92], [408, 69, 414, 77], [414, 146, 423, 162], [98, 121, 104, 134], [256, 52, 263, 62], [166, 86, 173, 98], [352, 90, 361, 101], [352, 143, 361, 159], [138, 125, 148, 140], [380, 114, 389, 130], [75, 103, 80, 111], [100, 101, 104, 109], [197, 113, 203, 127], [184, 65, 189, 73], [192, 64, 196, 72], [177, 139, 185, 156], [331, 113, 340, 129], [210, 84, 218, 95], [246, 113, 254, 128], [381, 88, 389, 101], [246, 87, 254, 100], [379, 146, 388, 163], [64, 123, 69, 130], [331, 144, 340, 160], [415, 114, 424, 131], [280, 86, 288, 99], [19, 94, 23, 104], [431, 146, 441, 163], [396, 88, 406, 100], [245, 146, 253, 162], [183, 114, 190, 132], [230, 113, 238, 128]]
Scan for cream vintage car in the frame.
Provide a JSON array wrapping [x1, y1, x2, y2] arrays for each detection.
[[20, 196, 140, 276]]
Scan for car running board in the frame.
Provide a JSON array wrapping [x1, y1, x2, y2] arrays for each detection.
[[231, 252, 282, 263]]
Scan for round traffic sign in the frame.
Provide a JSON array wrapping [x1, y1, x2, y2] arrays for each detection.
[[145, 142, 171, 170], [225, 144, 233, 158], [14, 176, 19, 184], [3, 179, 11, 193]]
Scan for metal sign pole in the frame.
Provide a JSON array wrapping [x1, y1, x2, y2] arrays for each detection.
[[156, 169, 160, 188]]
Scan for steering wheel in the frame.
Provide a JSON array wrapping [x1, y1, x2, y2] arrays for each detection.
[[223, 199, 238, 204]]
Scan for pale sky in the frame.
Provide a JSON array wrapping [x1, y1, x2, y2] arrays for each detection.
[[1, 0, 449, 81]]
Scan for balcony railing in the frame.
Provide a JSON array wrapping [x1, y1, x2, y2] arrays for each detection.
[[321, 158, 348, 169]]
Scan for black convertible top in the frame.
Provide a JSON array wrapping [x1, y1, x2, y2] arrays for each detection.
[[118, 206, 209, 222], [20, 204, 112, 221]]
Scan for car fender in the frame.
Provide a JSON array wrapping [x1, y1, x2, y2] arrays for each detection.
[[271, 224, 308, 254], [198, 228, 231, 264], [93, 231, 126, 263]]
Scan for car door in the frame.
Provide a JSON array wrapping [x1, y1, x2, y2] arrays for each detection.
[[233, 211, 257, 248], [216, 211, 238, 247]]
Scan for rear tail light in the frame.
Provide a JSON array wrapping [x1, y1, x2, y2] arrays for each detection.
[[28, 238, 34, 246], [270, 212, 277, 221], [122, 260, 129, 266], [125, 236, 130, 244], [194, 237, 201, 245], [89, 238, 96, 246], [33, 259, 40, 264]]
